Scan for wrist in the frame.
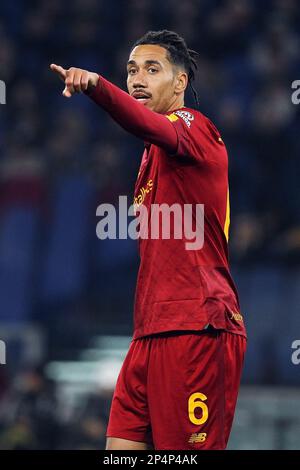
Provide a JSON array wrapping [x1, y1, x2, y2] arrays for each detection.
[[86, 74, 101, 96]]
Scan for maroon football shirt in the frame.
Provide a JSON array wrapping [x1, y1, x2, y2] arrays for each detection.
[[88, 77, 246, 340], [133, 107, 246, 339]]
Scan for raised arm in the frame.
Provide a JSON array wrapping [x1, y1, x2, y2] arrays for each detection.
[[50, 64, 178, 153]]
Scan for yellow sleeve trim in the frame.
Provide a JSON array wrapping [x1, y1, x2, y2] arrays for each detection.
[[166, 113, 179, 122]]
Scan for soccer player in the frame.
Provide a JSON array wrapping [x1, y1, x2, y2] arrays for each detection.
[[51, 30, 247, 450]]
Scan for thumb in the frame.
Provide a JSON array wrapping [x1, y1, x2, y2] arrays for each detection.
[[62, 86, 72, 98], [50, 63, 67, 81]]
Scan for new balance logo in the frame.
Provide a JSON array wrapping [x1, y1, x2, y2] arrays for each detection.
[[188, 432, 207, 444]]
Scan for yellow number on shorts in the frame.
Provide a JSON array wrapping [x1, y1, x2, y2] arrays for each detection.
[[188, 392, 208, 425]]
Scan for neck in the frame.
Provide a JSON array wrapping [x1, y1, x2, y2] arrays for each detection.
[[165, 95, 185, 114]]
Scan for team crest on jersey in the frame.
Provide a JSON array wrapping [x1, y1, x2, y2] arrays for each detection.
[[174, 110, 194, 128]]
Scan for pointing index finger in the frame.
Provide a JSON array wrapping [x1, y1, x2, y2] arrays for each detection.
[[50, 63, 67, 81]]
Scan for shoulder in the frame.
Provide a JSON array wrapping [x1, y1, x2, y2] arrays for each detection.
[[165, 107, 198, 128], [166, 107, 223, 141], [164, 107, 226, 161], [166, 107, 217, 130]]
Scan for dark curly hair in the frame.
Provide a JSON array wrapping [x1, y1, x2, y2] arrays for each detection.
[[132, 29, 200, 108]]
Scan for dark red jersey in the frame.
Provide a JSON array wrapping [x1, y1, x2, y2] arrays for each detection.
[[133, 108, 246, 339], [89, 78, 246, 340]]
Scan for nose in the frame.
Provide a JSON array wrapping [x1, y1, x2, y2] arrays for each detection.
[[132, 70, 148, 89]]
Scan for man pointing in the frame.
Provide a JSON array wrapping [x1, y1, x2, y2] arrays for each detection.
[[51, 30, 246, 451]]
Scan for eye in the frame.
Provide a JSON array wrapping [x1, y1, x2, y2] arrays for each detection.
[[128, 68, 137, 75], [148, 67, 158, 74]]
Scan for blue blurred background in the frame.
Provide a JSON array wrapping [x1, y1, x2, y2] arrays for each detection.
[[0, 0, 300, 449]]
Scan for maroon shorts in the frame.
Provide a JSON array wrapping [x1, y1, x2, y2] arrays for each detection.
[[106, 328, 246, 450]]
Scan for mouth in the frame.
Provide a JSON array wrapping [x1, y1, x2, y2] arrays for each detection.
[[131, 91, 152, 104]]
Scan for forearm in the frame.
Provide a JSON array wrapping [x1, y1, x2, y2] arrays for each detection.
[[88, 76, 178, 153]]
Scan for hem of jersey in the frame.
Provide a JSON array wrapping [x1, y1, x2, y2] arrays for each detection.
[[133, 323, 247, 340], [133, 321, 209, 339]]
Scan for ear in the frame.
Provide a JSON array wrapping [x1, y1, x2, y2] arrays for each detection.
[[174, 71, 188, 95]]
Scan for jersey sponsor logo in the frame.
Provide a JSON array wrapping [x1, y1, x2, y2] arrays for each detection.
[[134, 179, 153, 208], [188, 432, 207, 444], [174, 110, 194, 128]]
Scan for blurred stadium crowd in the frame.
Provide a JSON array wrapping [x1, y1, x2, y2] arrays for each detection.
[[0, 0, 300, 449]]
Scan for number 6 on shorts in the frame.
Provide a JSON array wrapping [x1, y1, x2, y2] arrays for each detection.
[[188, 392, 209, 425]]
